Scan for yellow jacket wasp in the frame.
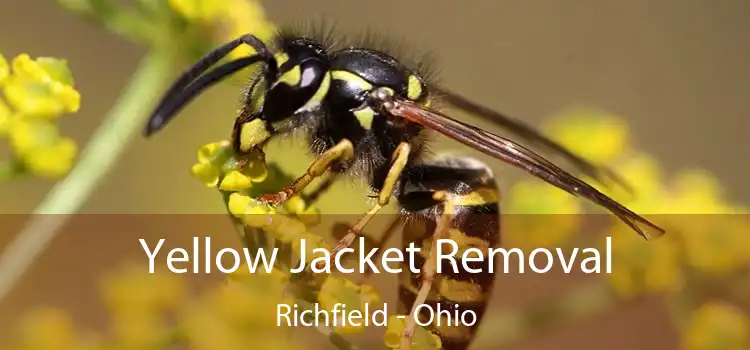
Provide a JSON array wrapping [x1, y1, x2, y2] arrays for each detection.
[[144, 25, 665, 350]]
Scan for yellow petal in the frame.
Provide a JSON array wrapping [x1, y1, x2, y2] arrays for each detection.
[[197, 141, 226, 163], [0, 53, 8, 85], [384, 315, 442, 350], [0, 98, 12, 135], [282, 196, 306, 215], [219, 170, 253, 191], [227, 193, 252, 217], [24, 137, 78, 178], [543, 108, 631, 164], [168, 0, 226, 23], [8, 118, 61, 156], [190, 162, 219, 187], [684, 302, 748, 350], [3, 75, 77, 118], [19, 309, 77, 350], [271, 216, 309, 243]]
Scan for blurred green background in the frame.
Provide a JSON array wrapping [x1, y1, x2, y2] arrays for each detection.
[[0, 1, 749, 350]]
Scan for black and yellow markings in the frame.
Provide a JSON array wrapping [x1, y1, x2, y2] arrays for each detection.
[[406, 75, 424, 101], [331, 70, 377, 129], [399, 183, 500, 350], [274, 51, 290, 66], [274, 65, 302, 88], [307, 73, 331, 108]]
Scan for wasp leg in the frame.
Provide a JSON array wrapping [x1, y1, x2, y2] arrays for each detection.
[[260, 139, 354, 205], [301, 172, 340, 208], [328, 142, 411, 256], [401, 192, 456, 350], [358, 216, 403, 281]]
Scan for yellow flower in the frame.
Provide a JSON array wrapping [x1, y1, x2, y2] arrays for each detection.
[[101, 264, 186, 315], [182, 269, 297, 350], [0, 98, 12, 135], [23, 136, 77, 178], [592, 152, 665, 211], [7, 118, 78, 178], [679, 215, 750, 273], [283, 195, 307, 215], [190, 141, 268, 188], [663, 170, 733, 214], [17, 308, 77, 350], [684, 301, 748, 350], [542, 108, 631, 164], [505, 180, 582, 248], [0, 53, 8, 85], [219, 170, 253, 191], [168, 0, 226, 23], [191, 162, 220, 187], [318, 276, 382, 334], [606, 226, 683, 297], [4, 54, 80, 118], [197, 141, 226, 163], [384, 315, 442, 350], [220, 0, 278, 59]]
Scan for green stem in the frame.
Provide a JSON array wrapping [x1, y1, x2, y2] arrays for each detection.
[[0, 50, 173, 303]]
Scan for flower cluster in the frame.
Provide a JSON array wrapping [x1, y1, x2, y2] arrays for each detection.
[[684, 301, 749, 350], [510, 108, 750, 349], [504, 108, 750, 296], [189, 139, 441, 348], [0, 53, 80, 179], [5, 264, 305, 350]]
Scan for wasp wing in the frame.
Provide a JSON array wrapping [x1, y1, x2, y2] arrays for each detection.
[[384, 98, 665, 239], [433, 87, 633, 194]]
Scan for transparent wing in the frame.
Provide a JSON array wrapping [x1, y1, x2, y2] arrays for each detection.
[[384, 98, 665, 239]]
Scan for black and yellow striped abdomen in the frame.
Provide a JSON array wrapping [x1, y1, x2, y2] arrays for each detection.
[[396, 157, 500, 350]]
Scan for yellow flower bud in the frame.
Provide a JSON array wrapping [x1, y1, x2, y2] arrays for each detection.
[[606, 227, 682, 297], [0, 54, 8, 85], [242, 203, 274, 227], [197, 141, 226, 163], [3, 75, 80, 118], [271, 216, 309, 243], [8, 118, 59, 155], [19, 308, 78, 350], [505, 180, 582, 248], [4, 54, 80, 118], [283, 196, 307, 215], [0, 98, 12, 136], [219, 170, 253, 191], [317, 276, 382, 334], [543, 108, 630, 164], [23, 137, 77, 178], [684, 301, 748, 350], [384, 315, 442, 349], [227, 193, 252, 217], [297, 206, 322, 227], [190, 162, 219, 187], [222, 0, 277, 60], [168, 0, 226, 23]]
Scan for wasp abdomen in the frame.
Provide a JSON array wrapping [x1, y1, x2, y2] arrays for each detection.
[[397, 156, 500, 350]]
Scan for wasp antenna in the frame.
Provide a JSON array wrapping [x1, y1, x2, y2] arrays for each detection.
[[144, 34, 276, 137], [434, 86, 635, 195]]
